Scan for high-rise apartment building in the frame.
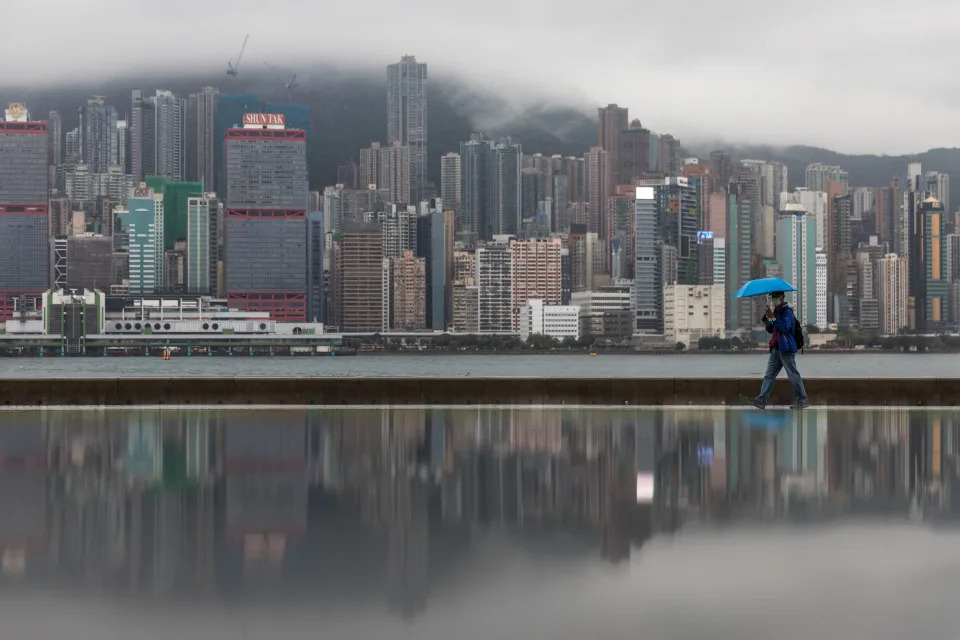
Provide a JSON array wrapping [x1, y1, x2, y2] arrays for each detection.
[[387, 56, 427, 201], [726, 176, 759, 330], [337, 222, 388, 332], [391, 250, 426, 331], [377, 204, 417, 259], [79, 97, 118, 173], [878, 253, 908, 334], [306, 210, 325, 323], [224, 113, 308, 321], [805, 163, 848, 193], [116, 185, 164, 294], [440, 153, 461, 214], [776, 204, 819, 327], [360, 142, 412, 204], [923, 171, 950, 215], [476, 242, 513, 333], [658, 134, 681, 175], [458, 135, 489, 244], [65, 127, 80, 163], [154, 90, 185, 182], [584, 147, 608, 237], [509, 238, 562, 331], [920, 197, 947, 328], [0, 107, 49, 319], [130, 90, 145, 179]]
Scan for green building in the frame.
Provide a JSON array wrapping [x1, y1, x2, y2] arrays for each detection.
[[145, 176, 204, 250]]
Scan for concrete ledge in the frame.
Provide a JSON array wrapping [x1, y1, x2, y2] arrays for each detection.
[[0, 377, 954, 406]]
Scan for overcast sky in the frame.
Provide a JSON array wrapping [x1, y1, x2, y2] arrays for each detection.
[[3, 0, 957, 154]]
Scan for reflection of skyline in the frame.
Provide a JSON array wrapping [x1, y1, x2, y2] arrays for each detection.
[[0, 407, 959, 614]]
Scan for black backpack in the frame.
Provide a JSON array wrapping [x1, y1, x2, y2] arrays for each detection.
[[792, 316, 805, 351]]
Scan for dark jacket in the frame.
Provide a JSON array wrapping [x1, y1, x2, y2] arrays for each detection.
[[763, 304, 798, 353]]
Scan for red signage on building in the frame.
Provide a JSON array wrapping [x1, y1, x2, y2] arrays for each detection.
[[242, 113, 285, 127]]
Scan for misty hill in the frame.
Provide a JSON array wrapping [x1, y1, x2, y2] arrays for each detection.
[[4, 68, 957, 199]]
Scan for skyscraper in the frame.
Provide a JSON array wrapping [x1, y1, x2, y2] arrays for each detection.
[[618, 120, 650, 185], [79, 97, 118, 173], [186, 195, 219, 294], [391, 250, 426, 330], [66, 234, 113, 291], [0, 106, 49, 318], [458, 135, 489, 244], [130, 90, 145, 180], [658, 135, 681, 175], [116, 185, 164, 294], [306, 210, 325, 323], [417, 203, 454, 330], [509, 237, 562, 331], [337, 222, 387, 332], [360, 142, 412, 204], [489, 140, 522, 237], [224, 113, 308, 321], [598, 104, 628, 194], [920, 197, 947, 329], [154, 90, 185, 182], [47, 110, 62, 190], [387, 56, 427, 201], [634, 187, 659, 333], [189, 86, 218, 189], [440, 153, 461, 214]]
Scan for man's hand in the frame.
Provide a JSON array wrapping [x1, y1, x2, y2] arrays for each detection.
[[764, 305, 774, 320]]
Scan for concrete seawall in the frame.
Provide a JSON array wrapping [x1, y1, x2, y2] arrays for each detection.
[[0, 377, 957, 406]]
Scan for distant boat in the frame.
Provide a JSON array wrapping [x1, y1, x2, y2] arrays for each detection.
[[589, 352, 597, 357]]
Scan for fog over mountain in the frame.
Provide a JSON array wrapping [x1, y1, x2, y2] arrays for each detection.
[[3, 66, 959, 197]]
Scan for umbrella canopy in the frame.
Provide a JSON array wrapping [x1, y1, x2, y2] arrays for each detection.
[[733, 277, 797, 299]]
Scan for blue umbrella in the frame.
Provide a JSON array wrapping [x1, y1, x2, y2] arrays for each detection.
[[733, 277, 797, 299]]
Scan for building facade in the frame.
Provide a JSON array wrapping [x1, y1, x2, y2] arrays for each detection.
[[518, 300, 580, 342], [224, 115, 308, 321], [337, 222, 387, 332], [510, 238, 562, 331], [391, 250, 426, 331], [878, 253, 908, 335], [776, 204, 819, 328], [387, 56, 427, 201], [476, 243, 513, 333], [663, 284, 725, 346]]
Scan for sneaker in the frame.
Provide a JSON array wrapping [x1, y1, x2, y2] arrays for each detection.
[[746, 397, 766, 410], [791, 400, 809, 410]]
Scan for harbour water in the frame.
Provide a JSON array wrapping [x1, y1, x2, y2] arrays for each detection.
[[1, 352, 960, 378], [1, 406, 959, 638]]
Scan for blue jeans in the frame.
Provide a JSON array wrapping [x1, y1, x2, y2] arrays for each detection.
[[757, 349, 807, 404]]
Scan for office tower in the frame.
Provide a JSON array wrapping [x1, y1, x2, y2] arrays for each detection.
[[224, 114, 308, 320], [116, 185, 164, 294], [360, 142, 412, 204], [440, 152, 461, 214], [184, 86, 218, 188], [186, 195, 219, 294], [115, 119, 128, 174], [658, 135, 681, 175], [391, 250, 426, 330], [634, 187, 659, 333], [584, 147, 608, 237], [726, 176, 759, 330], [617, 119, 650, 185], [48, 110, 62, 191], [417, 205, 454, 330], [458, 135, 489, 244], [875, 185, 897, 248], [157, 181, 204, 250], [387, 56, 428, 201], [490, 140, 522, 237], [476, 242, 513, 333], [521, 168, 547, 221], [608, 187, 636, 279], [0, 107, 48, 319], [878, 253, 908, 334], [707, 189, 728, 237], [922, 171, 950, 215], [79, 97, 118, 172], [509, 237, 562, 330], [337, 222, 387, 332], [776, 204, 818, 327], [947, 234, 960, 283], [805, 163, 848, 193], [337, 161, 359, 190], [918, 197, 947, 328], [659, 177, 699, 284], [781, 188, 828, 250], [598, 104, 628, 193], [65, 234, 113, 291], [130, 90, 145, 179], [306, 211, 325, 323]]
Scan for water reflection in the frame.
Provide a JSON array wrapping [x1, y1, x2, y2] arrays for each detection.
[[2, 407, 960, 636]]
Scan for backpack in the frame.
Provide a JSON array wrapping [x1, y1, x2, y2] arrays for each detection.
[[792, 317, 805, 351]]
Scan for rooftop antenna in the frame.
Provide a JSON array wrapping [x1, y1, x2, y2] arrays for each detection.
[[286, 73, 298, 102], [227, 34, 249, 77]]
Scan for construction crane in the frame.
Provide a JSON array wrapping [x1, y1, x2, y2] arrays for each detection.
[[286, 73, 298, 101], [227, 34, 249, 77]]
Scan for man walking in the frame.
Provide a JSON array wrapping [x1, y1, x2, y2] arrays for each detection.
[[747, 291, 808, 410]]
